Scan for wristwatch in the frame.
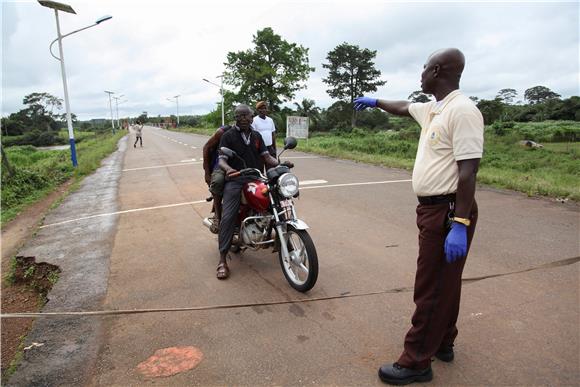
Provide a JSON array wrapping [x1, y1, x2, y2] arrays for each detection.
[[453, 217, 471, 226]]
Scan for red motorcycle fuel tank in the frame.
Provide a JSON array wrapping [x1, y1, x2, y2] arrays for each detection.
[[243, 180, 270, 212]]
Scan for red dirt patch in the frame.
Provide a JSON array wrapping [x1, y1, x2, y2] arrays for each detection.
[[1, 180, 72, 382], [136, 346, 204, 378], [1, 257, 60, 382]]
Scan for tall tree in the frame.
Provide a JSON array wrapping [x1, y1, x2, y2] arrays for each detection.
[[524, 86, 561, 104], [224, 27, 314, 111], [322, 42, 386, 126], [23, 92, 63, 117], [408, 90, 432, 103], [496, 88, 518, 104]]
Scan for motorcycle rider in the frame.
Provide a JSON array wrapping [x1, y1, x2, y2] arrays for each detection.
[[216, 104, 290, 280]]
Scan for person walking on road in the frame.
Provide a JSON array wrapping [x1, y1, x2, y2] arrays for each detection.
[[216, 104, 289, 280], [202, 125, 232, 233], [354, 48, 484, 385], [133, 120, 143, 148], [252, 101, 277, 157]]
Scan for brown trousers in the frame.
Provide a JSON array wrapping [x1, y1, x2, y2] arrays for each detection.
[[397, 200, 478, 369]]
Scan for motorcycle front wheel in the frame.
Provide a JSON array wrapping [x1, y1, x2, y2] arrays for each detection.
[[278, 226, 318, 292]]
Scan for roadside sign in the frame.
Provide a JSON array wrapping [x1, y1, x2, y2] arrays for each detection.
[[286, 116, 309, 139]]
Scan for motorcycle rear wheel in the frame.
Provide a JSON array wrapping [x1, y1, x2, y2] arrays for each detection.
[[278, 226, 318, 292]]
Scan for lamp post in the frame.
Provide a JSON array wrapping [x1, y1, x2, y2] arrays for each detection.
[[112, 94, 124, 128], [203, 76, 224, 126], [104, 90, 115, 133], [116, 99, 128, 129], [39, 0, 112, 167], [166, 95, 180, 127]]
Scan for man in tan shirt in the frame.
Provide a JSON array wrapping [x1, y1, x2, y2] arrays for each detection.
[[354, 48, 483, 385]]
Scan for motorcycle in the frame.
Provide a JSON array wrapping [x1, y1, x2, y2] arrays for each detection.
[[202, 137, 318, 292]]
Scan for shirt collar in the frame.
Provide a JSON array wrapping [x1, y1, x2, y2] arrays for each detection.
[[432, 89, 462, 115]]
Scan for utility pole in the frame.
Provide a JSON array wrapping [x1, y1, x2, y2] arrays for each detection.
[[104, 90, 115, 133]]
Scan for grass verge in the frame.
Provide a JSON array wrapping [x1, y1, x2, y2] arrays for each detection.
[[1, 131, 126, 224]]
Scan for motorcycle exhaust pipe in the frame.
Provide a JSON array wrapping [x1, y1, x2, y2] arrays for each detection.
[[202, 217, 213, 229]]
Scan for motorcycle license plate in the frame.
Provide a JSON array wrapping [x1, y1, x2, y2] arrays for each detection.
[[280, 199, 292, 208]]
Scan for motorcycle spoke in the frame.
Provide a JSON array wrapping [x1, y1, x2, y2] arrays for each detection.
[[297, 263, 309, 275]]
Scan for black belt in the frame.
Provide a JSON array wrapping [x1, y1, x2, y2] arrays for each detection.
[[417, 194, 456, 205]]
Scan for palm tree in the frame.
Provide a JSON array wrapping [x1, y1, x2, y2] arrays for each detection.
[[293, 99, 321, 129]]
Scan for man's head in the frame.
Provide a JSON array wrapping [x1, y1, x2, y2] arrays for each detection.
[[234, 104, 253, 130], [256, 101, 268, 118], [420, 48, 465, 95]]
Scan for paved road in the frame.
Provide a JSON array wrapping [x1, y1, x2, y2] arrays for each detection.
[[9, 126, 579, 385]]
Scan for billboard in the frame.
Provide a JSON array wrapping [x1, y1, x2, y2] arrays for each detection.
[[286, 116, 309, 139]]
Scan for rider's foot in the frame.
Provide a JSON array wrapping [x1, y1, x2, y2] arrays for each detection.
[[209, 217, 220, 234], [216, 262, 229, 280]]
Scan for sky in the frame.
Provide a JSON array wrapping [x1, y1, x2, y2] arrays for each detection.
[[2, 0, 579, 121]]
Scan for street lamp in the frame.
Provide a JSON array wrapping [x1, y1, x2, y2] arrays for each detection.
[[39, 0, 112, 167], [116, 99, 128, 129], [104, 90, 115, 133], [112, 94, 124, 128], [166, 95, 180, 126], [203, 76, 224, 126]]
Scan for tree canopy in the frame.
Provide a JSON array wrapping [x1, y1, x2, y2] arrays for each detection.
[[322, 42, 386, 126], [224, 27, 314, 111], [524, 85, 561, 104], [408, 90, 432, 103], [496, 88, 518, 105]]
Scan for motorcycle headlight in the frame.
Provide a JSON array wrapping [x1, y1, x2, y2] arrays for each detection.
[[278, 173, 299, 198]]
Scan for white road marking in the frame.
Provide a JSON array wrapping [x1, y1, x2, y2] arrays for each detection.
[[301, 180, 328, 186], [40, 179, 411, 228], [284, 156, 319, 159], [123, 162, 202, 171], [40, 200, 208, 229], [181, 159, 196, 162], [301, 179, 411, 190], [191, 146, 197, 149]]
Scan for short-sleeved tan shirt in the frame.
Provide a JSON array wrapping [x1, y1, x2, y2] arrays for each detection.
[[409, 90, 484, 197]]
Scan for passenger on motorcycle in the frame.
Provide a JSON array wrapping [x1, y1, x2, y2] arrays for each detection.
[[216, 104, 290, 280], [202, 124, 232, 233]]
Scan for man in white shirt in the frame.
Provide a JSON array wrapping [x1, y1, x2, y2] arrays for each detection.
[[252, 101, 277, 157], [354, 48, 484, 385]]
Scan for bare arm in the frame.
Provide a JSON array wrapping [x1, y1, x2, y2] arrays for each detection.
[[262, 153, 279, 169], [202, 130, 223, 176], [218, 158, 236, 175], [454, 158, 480, 218], [375, 100, 412, 117]]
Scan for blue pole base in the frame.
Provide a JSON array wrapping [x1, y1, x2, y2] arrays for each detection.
[[69, 138, 78, 167]]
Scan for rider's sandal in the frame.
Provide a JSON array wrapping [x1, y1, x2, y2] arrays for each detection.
[[216, 263, 229, 280], [209, 218, 220, 234]]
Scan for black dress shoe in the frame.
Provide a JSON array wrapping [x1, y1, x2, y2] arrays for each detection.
[[378, 362, 433, 385], [435, 345, 454, 362]]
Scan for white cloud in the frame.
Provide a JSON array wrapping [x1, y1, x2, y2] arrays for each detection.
[[2, 0, 578, 120]]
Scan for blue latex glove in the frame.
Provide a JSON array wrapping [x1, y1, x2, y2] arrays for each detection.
[[353, 96, 378, 111], [444, 222, 468, 263]]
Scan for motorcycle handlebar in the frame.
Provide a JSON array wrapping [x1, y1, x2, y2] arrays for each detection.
[[226, 168, 264, 181]]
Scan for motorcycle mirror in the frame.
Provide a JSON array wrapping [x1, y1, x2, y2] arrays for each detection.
[[284, 137, 297, 150], [220, 147, 235, 158]]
